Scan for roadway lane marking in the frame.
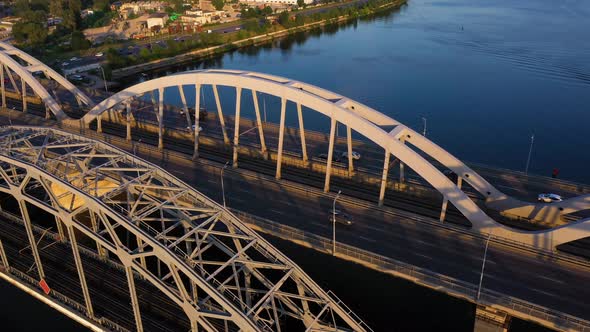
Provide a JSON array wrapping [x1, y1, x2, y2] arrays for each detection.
[[358, 236, 377, 243], [414, 253, 432, 260], [538, 275, 565, 284], [528, 287, 559, 298]]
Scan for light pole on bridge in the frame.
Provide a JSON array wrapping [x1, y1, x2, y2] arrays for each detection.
[[98, 66, 108, 93], [422, 116, 427, 137], [332, 190, 342, 256], [221, 161, 229, 208], [476, 233, 492, 301], [525, 133, 535, 175]]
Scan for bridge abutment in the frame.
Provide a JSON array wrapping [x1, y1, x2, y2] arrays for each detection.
[[473, 305, 510, 332]]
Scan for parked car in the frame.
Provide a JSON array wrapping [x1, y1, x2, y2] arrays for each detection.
[[537, 193, 563, 203], [317, 153, 340, 162], [341, 151, 361, 160], [329, 210, 353, 226], [95, 52, 104, 57]]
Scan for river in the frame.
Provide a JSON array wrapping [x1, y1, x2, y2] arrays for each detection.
[[2, 0, 589, 330]]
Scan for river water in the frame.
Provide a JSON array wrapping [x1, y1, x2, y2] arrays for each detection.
[[2, 0, 588, 330], [134, 0, 590, 183]]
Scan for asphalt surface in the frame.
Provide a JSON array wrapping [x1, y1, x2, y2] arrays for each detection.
[[3, 98, 590, 321]]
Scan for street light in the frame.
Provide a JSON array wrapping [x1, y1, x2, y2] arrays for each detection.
[[133, 138, 142, 156], [476, 233, 492, 301], [332, 190, 342, 256], [525, 133, 534, 175], [98, 66, 108, 93], [220, 161, 229, 208], [422, 116, 427, 137]]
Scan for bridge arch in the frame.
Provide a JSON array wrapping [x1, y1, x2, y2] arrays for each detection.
[[0, 126, 368, 331], [79, 70, 590, 250], [0, 42, 95, 120]]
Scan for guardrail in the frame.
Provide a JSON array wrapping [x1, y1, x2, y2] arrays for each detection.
[[232, 209, 590, 332]]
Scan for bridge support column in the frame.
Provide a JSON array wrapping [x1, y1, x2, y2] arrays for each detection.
[[178, 85, 192, 129], [233, 87, 242, 168], [276, 97, 287, 179], [0, 239, 10, 271], [473, 305, 510, 332], [21, 79, 27, 113], [457, 176, 463, 190], [252, 90, 267, 159], [213, 84, 230, 145], [97, 114, 102, 133], [440, 198, 448, 222], [18, 200, 45, 280], [346, 125, 353, 175], [89, 211, 107, 259], [324, 117, 337, 193], [378, 149, 391, 206], [296, 103, 308, 164], [126, 102, 132, 141], [125, 265, 144, 332], [158, 87, 164, 150], [66, 224, 94, 318], [193, 84, 201, 160], [0, 65, 5, 109]]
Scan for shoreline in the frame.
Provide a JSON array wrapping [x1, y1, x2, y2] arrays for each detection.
[[112, 0, 406, 80]]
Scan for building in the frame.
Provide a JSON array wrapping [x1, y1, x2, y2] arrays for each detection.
[[147, 12, 169, 29], [239, 0, 312, 4], [185, 9, 203, 16], [120, 1, 169, 15], [80, 9, 94, 18], [180, 14, 210, 25]]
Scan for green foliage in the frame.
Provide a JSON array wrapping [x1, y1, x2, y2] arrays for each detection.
[[82, 10, 116, 28], [297, 0, 305, 7], [70, 30, 91, 50], [92, 0, 109, 11], [211, 0, 225, 10], [12, 10, 47, 47]]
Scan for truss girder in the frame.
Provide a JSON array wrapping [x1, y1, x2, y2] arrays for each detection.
[[0, 126, 368, 332]]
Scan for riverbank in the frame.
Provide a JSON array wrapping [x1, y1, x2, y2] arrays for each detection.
[[112, 0, 406, 79]]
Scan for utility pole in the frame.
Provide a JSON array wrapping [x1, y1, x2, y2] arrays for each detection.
[[476, 233, 492, 301], [332, 190, 341, 256], [525, 133, 534, 174], [221, 161, 229, 208]]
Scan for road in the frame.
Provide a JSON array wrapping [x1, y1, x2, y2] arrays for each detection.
[[0, 215, 191, 331]]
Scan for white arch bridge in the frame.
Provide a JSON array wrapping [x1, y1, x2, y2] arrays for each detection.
[[1, 44, 590, 252], [0, 126, 371, 332]]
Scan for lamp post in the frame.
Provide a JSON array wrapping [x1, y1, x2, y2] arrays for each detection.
[[133, 138, 141, 156], [525, 133, 534, 175], [476, 233, 492, 301], [221, 161, 229, 208], [98, 66, 108, 93], [422, 116, 427, 137], [332, 190, 341, 256]]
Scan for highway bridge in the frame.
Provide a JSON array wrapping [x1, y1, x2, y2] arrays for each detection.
[[1, 42, 590, 331]]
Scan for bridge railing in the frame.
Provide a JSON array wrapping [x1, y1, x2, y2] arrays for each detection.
[[232, 209, 590, 332]]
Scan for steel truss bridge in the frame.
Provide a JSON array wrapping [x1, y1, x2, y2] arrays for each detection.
[[0, 41, 589, 251], [0, 126, 370, 332], [1, 42, 590, 331]]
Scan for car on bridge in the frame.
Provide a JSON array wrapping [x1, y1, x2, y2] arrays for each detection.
[[329, 210, 353, 226], [341, 151, 361, 160], [537, 193, 563, 203], [317, 153, 341, 162]]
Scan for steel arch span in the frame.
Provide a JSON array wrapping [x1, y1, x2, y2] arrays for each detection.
[[0, 42, 95, 120], [75, 69, 590, 251], [0, 126, 370, 332]]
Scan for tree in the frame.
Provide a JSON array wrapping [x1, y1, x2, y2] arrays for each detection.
[[70, 30, 91, 50], [211, 0, 225, 11], [297, 0, 305, 7], [12, 10, 47, 47], [278, 11, 291, 27]]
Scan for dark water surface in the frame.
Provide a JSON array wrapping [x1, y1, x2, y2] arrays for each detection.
[[1, 0, 588, 330]]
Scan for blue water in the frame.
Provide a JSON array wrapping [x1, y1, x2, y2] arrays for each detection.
[[137, 0, 590, 183]]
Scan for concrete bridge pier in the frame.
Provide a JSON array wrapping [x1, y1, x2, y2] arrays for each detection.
[[473, 305, 511, 332]]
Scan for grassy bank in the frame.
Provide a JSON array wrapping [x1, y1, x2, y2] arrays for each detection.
[[112, 0, 407, 79]]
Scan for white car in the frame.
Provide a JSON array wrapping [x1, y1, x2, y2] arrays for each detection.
[[341, 151, 361, 160], [95, 52, 104, 57], [187, 125, 203, 132], [537, 193, 563, 203]]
